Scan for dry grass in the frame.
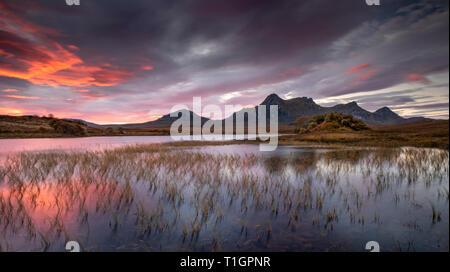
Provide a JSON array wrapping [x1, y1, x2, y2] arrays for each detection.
[[0, 142, 447, 251], [2, 115, 446, 151], [0, 115, 169, 138], [280, 120, 449, 149]]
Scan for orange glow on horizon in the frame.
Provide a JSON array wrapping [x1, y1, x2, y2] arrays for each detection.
[[0, 107, 23, 115]]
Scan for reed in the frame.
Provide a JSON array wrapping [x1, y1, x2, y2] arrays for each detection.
[[0, 143, 447, 251]]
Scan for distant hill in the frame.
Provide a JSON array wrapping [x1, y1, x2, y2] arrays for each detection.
[[63, 118, 104, 128], [98, 109, 210, 128], [0, 115, 97, 138], [84, 110, 246, 129], [0, 115, 172, 138]]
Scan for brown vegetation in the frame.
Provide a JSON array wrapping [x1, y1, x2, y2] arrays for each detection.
[[294, 112, 369, 134], [0, 115, 169, 138], [1, 115, 448, 150], [0, 142, 447, 251], [0, 115, 91, 138], [281, 120, 449, 149]]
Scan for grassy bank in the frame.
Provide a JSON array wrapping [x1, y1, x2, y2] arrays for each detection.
[[0, 115, 170, 138], [280, 120, 449, 149], [1, 115, 448, 150]]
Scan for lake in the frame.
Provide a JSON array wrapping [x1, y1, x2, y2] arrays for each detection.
[[0, 134, 280, 154], [0, 136, 448, 252], [0, 136, 187, 154]]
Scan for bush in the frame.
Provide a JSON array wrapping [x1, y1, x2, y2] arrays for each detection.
[[295, 116, 311, 128], [296, 112, 369, 134], [38, 126, 48, 133], [106, 127, 114, 134], [308, 121, 318, 130], [49, 119, 87, 136]]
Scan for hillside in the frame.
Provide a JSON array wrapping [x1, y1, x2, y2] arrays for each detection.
[[0, 115, 93, 138], [0, 115, 167, 138], [280, 120, 449, 149]]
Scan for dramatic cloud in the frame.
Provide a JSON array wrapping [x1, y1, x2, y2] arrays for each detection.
[[0, 2, 152, 88], [0, 0, 448, 123]]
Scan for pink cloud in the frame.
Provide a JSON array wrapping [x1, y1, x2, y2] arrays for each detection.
[[75, 89, 91, 93], [347, 63, 371, 73], [406, 73, 430, 84], [352, 69, 378, 85], [141, 65, 154, 71], [278, 67, 302, 79], [79, 92, 107, 99]]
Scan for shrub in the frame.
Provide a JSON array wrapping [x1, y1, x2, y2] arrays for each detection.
[[49, 119, 87, 136], [296, 112, 369, 134]]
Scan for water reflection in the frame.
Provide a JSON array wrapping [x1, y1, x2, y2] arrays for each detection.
[[0, 144, 448, 251]]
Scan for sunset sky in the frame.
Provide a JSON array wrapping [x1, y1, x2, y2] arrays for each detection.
[[0, 0, 448, 124]]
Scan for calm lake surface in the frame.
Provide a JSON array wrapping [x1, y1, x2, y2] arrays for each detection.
[[0, 136, 448, 252], [0, 135, 280, 154], [0, 136, 179, 154]]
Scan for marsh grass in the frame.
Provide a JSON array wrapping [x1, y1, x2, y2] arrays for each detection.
[[0, 143, 448, 251]]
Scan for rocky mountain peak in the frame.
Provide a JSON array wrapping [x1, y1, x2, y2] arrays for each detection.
[[261, 93, 285, 105]]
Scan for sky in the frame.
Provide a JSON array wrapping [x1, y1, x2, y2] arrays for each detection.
[[0, 0, 448, 124]]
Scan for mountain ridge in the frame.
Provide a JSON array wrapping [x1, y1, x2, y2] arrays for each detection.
[[230, 93, 429, 126], [71, 93, 433, 127]]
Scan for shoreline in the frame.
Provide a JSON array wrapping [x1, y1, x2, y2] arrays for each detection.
[[1, 133, 448, 150]]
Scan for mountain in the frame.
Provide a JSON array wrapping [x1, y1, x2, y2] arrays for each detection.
[[256, 93, 430, 125], [372, 107, 405, 125], [98, 109, 209, 128], [225, 94, 325, 127], [72, 93, 432, 128], [63, 118, 104, 128], [138, 109, 209, 128], [324, 101, 375, 123]]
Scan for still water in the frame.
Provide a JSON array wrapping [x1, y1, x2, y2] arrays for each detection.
[[0, 136, 180, 154], [0, 137, 448, 251]]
